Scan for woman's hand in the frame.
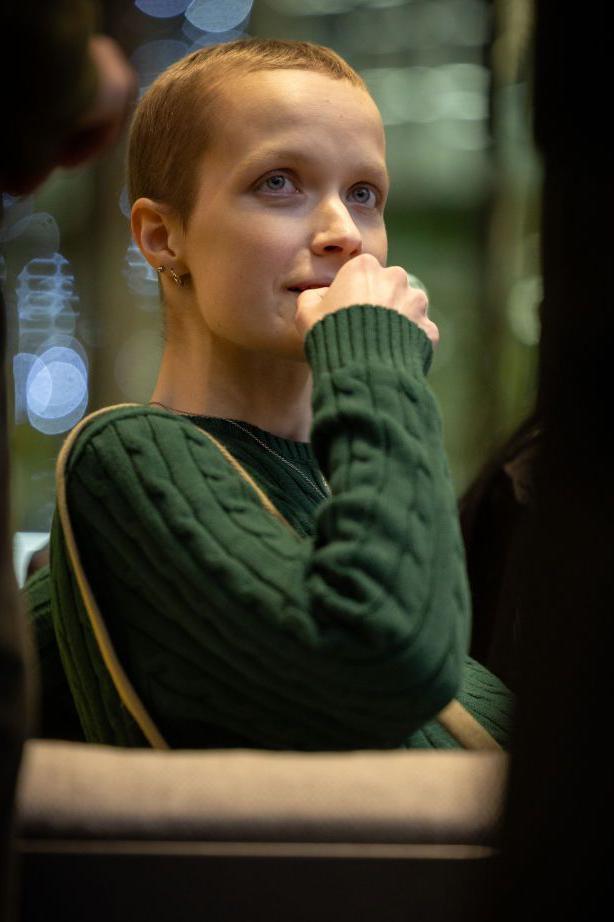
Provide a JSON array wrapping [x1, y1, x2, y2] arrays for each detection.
[[295, 253, 439, 346]]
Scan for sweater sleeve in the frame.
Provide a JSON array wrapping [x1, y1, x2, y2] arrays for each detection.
[[22, 566, 84, 741], [64, 305, 470, 749]]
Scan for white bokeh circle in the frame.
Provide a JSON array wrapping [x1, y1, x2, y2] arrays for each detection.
[[185, 0, 253, 33], [25, 345, 89, 434]]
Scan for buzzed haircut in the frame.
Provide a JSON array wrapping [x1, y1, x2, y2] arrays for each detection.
[[128, 38, 368, 227]]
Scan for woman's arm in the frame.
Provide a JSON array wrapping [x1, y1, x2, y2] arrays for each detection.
[[62, 306, 468, 750]]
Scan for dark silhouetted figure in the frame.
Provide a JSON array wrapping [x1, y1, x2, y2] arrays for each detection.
[[484, 2, 614, 918], [0, 4, 134, 917]]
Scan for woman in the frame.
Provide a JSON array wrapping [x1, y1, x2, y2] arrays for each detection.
[[26, 39, 511, 749]]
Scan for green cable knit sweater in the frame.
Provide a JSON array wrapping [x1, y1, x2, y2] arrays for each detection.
[[25, 305, 512, 749]]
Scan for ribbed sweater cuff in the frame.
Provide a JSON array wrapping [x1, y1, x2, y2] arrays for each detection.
[[304, 305, 433, 378]]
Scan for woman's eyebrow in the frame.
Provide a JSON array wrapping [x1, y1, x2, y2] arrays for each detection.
[[241, 148, 389, 185]]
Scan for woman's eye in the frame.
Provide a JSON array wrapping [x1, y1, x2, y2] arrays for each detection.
[[349, 185, 378, 207], [258, 174, 297, 194]]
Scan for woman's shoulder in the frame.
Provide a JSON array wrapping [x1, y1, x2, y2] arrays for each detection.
[[63, 404, 222, 475], [61, 404, 272, 523], [66, 403, 191, 447]]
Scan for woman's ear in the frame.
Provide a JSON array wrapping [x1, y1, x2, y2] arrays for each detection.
[[131, 197, 188, 275]]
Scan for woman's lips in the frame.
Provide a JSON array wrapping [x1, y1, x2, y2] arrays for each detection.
[[287, 281, 333, 292]]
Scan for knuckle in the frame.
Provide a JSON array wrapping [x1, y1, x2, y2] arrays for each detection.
[[387, 265, 407, 282], [351, 252, 379, 271]]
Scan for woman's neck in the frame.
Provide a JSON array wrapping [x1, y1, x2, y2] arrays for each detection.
[[150, 334, 313, 442]]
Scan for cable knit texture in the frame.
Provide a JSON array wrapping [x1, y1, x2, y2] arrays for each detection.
[[24, 305, 512, 749]]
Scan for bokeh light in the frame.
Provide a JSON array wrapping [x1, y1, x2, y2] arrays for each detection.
[[17, 253, 77, 331], [13, 252, 89, 433], [14, 335, 88, 421], [187, 28, 247, 51], [13, 531, 50, 587], [180, 18, 246, 45], [135, 0, 190, 18], [13, 353, 37, 423], [338, 1, 489, 54], [1, 213, 60, 273], [14, 343, 89, 435], [9, 212, 60, 251], [131, 39, 189, 89], [123, 238, 160, 301], [363, 64, 488, 127], [185, 0, 253, 33], [0, 194, 34, 241]]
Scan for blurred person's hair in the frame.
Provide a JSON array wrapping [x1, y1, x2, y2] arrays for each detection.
[[128, 38, 368, 228]]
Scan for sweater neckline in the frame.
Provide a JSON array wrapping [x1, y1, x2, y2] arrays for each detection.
[[185, 415, 315, 465]]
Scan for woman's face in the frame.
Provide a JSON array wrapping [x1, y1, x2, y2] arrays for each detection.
[[177, 68, 389, 361]]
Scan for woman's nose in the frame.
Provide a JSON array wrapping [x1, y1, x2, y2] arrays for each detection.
[[310, 200, 362, 258]]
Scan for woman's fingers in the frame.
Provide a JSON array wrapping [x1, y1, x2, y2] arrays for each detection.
[[296, 286, 329, 311], [295, 287, 330, 336], [418, 316, 440, 348], [295, 255, 438, 347], [404, 286, 439, 347]]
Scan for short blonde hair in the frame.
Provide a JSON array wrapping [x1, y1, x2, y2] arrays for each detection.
[[128, 38, 368, 226]]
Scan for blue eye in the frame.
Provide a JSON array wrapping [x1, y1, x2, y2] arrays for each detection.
[[349, 185, 378, 207], [259, 174, 297, 194]]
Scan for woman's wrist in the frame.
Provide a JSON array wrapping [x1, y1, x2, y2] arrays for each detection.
[[305, 304, 433, 379]]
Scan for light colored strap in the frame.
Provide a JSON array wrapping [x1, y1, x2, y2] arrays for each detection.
[[54, 403, 290, 750], [436, 699, 502, 751], [56, 404, 169, 749], [56, 403, 501, 752], [200, 430, 292, 530]]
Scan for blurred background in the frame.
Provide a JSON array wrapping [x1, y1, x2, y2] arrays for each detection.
[[2, 0, 540, 580]]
